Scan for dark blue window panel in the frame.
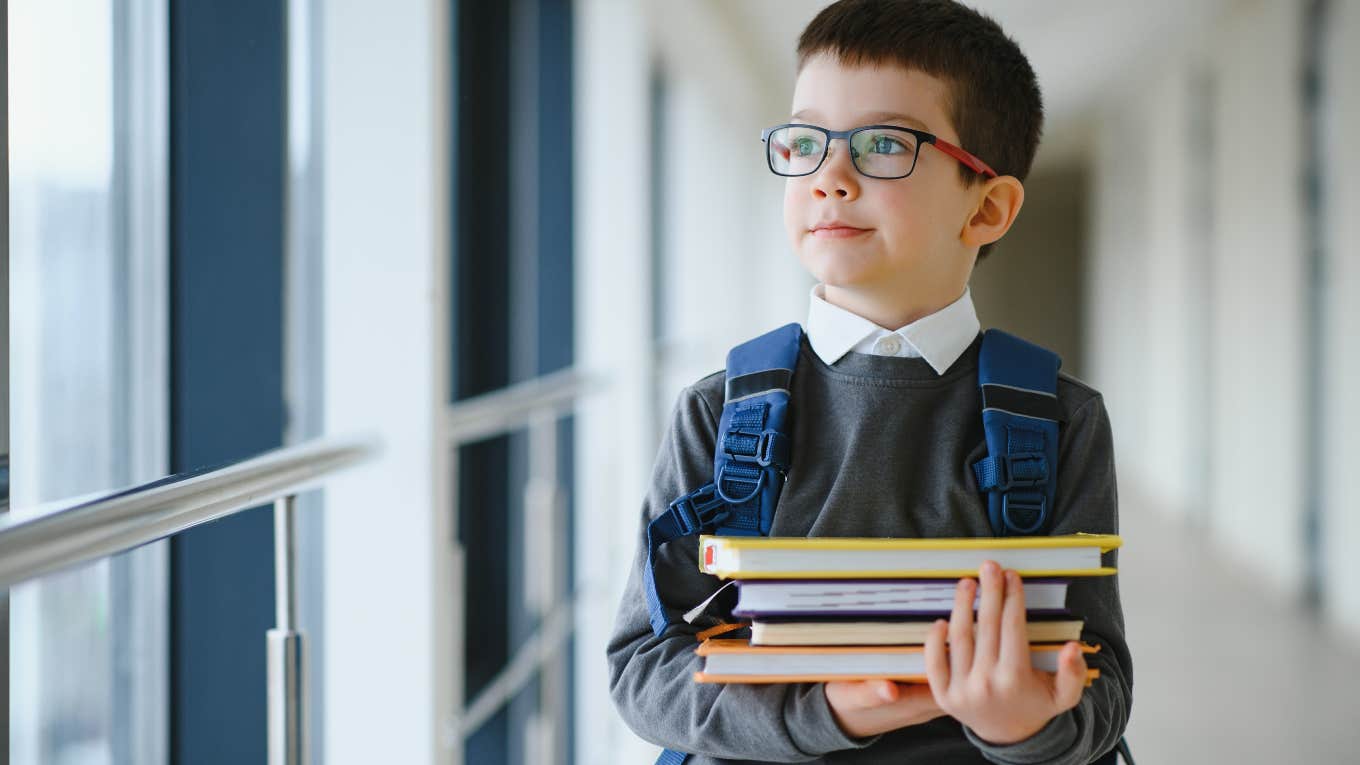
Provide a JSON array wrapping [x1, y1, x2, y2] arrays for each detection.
[[537, 0, 574, 377], [454, 0, 575, 762], [169, 1, 285, 763]]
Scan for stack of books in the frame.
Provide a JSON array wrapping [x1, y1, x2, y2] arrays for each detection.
[[691, 533, 1122, 685]]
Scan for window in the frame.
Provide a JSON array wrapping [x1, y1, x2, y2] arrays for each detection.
[[8, 1, 169, 762]]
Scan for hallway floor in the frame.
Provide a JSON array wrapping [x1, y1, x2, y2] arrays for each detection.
[[1120, 499, 1360, 762]]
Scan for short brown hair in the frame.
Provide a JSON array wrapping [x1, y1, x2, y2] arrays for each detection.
[[797, 0, 1043, 259]]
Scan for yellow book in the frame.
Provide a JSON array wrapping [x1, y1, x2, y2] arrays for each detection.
[[698, 533, 1121, 580]]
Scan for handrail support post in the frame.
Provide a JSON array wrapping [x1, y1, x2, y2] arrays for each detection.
[[268, 494, 305, 765]]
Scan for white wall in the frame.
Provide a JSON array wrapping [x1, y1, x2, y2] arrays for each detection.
[[1087, 61, 1223, 521], [1322, 0, 1360, 640], [649, 0, 807, 401], [1204, 0, 1307, 595], [1087, 0, 1309, 597], [321, 1, 456, 763]]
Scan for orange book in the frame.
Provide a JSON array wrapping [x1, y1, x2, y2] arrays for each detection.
[[693, 638, 1101, 685]]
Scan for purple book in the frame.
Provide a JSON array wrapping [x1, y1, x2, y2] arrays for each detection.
[[732, 578, 1071, 618]]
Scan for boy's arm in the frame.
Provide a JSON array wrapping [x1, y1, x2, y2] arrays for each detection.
[[605, 383, 878, 760], [962, 393, 1134, 764]]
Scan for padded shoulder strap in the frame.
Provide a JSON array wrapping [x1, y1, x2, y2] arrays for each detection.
[[710, 322, 802, 536], [971, 329, 1062, 536], [642, 323, 804, 640]]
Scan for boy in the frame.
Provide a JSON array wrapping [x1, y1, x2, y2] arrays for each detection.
[[607, 1, 1132, 762]]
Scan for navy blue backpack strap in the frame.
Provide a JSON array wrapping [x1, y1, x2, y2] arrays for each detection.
[[971, 329, 1061, 536], [709, 324, 798, 537], [971, 331, 1136, 764], [642, 323, 802, 765], [642, 323, 802, 637]]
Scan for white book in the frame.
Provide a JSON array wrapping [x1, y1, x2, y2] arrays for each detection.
[[693, 639, 1102, 684], [749, 618, 1085, 646], [734, 579, 1070, 617]]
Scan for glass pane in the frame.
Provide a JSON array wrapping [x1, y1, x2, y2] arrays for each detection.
[[8, 0, 168, 763]]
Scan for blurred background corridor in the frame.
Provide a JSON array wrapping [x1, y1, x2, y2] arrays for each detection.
[[4, 0, 1360, 763]]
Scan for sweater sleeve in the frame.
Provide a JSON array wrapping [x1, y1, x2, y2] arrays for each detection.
[[963, 393, 1135, 764], [605, 383, 878, 760]]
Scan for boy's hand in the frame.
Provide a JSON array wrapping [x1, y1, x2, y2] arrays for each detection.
[[923, 560, 1088, 745], [824, 678, 946, 738]]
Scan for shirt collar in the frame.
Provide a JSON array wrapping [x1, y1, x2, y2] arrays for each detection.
[[805, 283, 981, 375]]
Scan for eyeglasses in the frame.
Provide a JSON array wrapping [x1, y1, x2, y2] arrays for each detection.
[[760, 123, 997, 180]]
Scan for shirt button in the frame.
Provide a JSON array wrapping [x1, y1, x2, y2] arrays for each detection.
[[875, 335, 903, 355]]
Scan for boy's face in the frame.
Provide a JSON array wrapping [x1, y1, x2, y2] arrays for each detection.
[[785, 55, 980, 296]]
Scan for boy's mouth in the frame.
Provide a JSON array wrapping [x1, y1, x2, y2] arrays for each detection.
[[810, 221, 872, 239]]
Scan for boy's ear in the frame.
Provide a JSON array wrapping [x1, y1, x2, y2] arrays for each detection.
[[960, 176, 1025, 249]]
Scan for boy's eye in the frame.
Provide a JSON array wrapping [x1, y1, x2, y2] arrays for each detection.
[[867, 134, 907, 154], [790, 136, 821, 157]]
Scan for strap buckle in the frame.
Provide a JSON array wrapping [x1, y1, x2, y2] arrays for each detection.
[[725, 429, 790, 469], [712, 461, 766, 506], [1002, 493, 1047, 534], [665, 483, 729, 536], [999, 451, 1048, 489]]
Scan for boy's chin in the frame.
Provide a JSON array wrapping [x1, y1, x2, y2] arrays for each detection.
[[800, 256, 882, 291]]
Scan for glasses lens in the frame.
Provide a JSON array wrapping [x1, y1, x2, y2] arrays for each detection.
[[850, 128, 920, 178], [767, 126, 825, 176]]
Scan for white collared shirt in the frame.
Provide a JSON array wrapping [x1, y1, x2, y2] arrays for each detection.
[[805, 283, 981, 374]]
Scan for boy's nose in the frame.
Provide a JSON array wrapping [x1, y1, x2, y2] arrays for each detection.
[[811, 141, 860, 200]]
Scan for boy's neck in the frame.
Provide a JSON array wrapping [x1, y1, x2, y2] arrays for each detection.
[[821, 282, 967, 330]]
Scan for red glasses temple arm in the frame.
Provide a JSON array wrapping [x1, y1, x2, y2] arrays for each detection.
[[931, 137, 998, 178]]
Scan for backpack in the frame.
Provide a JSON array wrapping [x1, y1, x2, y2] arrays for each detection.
[[641, 323, 1132, 765]]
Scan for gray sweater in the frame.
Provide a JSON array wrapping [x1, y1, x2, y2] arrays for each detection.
[[606, 333, 1133, 764]]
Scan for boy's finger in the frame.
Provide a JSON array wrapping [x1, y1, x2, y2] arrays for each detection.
[[997, 569, 1030, 670], [1052, 642, 1087, 711], [889, 682, 942, 716], [923, 619, 951, 700], [972, 560, 1003, 673], [829, 679, 896, 709], [871, 679, 899, 704], [892, 681, 937, 706], [947, 577, 975, 678]]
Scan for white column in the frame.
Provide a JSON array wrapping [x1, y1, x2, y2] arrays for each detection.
[[1086, 95, 1153, 492], [572, 1, 658, 763], [321, 1, 455, 764], [1205, 0, 1307, 596], [574, 4, 809, 761], [1136, 68, 1203, 519]]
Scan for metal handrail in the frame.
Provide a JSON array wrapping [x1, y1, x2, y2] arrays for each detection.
[[446, 366, 599, 446], [0, 435, 378, 765], [447, 368, 602, 760], [0, 364, 597, 762], [0, 437, 377, 589]]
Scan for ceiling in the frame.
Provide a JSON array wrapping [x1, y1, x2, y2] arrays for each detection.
[[720, 0, 1232, 165]]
